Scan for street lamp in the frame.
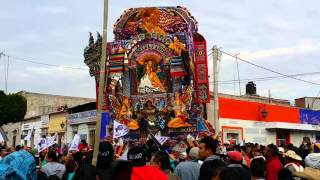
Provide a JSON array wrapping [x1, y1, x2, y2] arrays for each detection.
[[60, 122, 65, 129]]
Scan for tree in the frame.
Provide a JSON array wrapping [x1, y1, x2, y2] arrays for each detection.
[[0, 90, 27, 126]]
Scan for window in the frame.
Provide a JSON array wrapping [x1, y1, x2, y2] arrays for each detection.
[[316, 135, 320, 143]]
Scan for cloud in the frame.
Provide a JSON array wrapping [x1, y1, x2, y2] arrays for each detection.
[[238, 42, 320, 60]]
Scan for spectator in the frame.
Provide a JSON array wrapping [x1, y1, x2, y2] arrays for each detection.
[[41, 150, 66, 179], [199, 137, 222, 180], [78, 139, 90, 154], [127, 146, 147, 167], [293, 153, 320, 180], [251, 157, 266, 180], [219, 166, 250, 180], [264, 144, 283, 180], [73, 164, 98, 180], [241, 146, 251, 167], [62, 160, 77, 180], [198, 159, 226, 180], [151, 151, 180, 180], [174, 147, 201, 180], [110, 160, 133, 180], [0, 149, 36, 180], [277, 168, 293, 180], [97, 141, 114, 180], [283, 150, 303, 173]]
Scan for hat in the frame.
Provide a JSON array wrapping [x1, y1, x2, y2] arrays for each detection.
[[293, 167, 320, 180], [278, 147, 285, 154], [227, 151, 243, 162], [285, 150, 302, 161], [127, 146, 146, 167], [97, 141, 114, 168], [131, 166, 168, 180], [188, 147, 199, 160], [305, 153, 320, 169]]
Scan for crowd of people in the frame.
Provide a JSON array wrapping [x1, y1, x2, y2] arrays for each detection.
[[0, 136, 320, 180]]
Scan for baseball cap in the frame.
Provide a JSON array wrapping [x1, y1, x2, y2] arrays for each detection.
[[127, 146, 146, 167], [227, 151, 243, 162]]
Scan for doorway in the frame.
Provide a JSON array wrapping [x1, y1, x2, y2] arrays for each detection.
[[276, 129, 290, 147]]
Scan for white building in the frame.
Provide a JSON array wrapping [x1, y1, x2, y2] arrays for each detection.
[[20, 115, 42, 148]]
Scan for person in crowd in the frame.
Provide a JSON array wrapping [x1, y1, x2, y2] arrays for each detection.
[[41, 150, 66, 179], [73, 163, 99, 180], [0, 149, 36, 180], [293, 153, 320, 180], [96, 141, 114, 180], [151, 151, 180, 180], [208, 159, 226, 180], [174, 147, 201, 180], [241, 146, 251, 167], [198, 136, 219, 161], [127, 145, 147, 167], [62, 160, 77, 180], [110, 160, 133, 180], [277, 168, 294, 180], [264, 144, 283, 180], [78, 139, 90, 154], [225, 151, 251, 178], [283, 150, 304, 173], [251, 157, 266, 180], [219, 166, 250, 180]]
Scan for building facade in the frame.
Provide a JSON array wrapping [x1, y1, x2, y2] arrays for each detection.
[[20, 116, 42, 148], [207, 94, 320, 146], [1, 122, 22, 147], [48, 111, 67, 145], [295, 97, 320, 111]]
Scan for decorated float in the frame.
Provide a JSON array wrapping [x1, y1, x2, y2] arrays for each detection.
[[84, 6, 212, 142]]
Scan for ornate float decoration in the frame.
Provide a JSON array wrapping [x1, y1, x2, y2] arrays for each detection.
[[84, 6, 210, 138]]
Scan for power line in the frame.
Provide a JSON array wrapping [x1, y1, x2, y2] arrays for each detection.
[[220, 50, 320, 86], [217, 71, 320, 84], [1, 53, 88, 71]]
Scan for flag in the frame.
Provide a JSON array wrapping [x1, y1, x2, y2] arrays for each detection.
[[24, 130, 32, 141], [38, 137, 47, 152], [155, 135, 169, 146], [113, 121, 129, 139], [100, 112, 111, 139], [47, 133, 57, 147], [69, 134, 81, 151]]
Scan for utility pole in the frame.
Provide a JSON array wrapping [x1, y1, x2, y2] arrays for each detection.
[[235, 53, 241, 96], [212, 46, 220, 136], [92, 0, 109, 166]]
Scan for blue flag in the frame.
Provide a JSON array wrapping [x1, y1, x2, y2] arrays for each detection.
[[100, 112, 111, 139]]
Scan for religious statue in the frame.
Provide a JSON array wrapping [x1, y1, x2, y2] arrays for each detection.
[[109, 95, 139, 130], [137, 54, 166, 93], [138, 8, 167, 35], [141, 100, 157, 125], [167, 89, 192, 128], [169, 36, 186, 56]]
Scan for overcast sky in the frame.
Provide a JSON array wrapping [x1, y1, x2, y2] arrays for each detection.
[[1, 0, 320, 103]]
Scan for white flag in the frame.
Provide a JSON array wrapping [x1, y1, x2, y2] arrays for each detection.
[[47, 133, 57, 147], [69, 134, 81, 151], [155, 135, 169, 145], [113, 121, 129, 139], [38, 137, 48, 152], [24, 130, 32, 141]]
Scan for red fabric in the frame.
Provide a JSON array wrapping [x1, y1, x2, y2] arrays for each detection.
[[78, 144, 89, 152], [131, 166, 168, 180], [266, 156, 283, 180], [244, 155, 251, 168]]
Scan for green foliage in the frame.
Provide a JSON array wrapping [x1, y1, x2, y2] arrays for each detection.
[[0, 90, 27, 126]]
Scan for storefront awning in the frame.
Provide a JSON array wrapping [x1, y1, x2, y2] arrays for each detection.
[[266, 122, 320, 131]]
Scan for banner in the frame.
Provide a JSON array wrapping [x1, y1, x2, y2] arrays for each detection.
[[47, 133, 57, 147], [69, 134, 81, 151], [155, 135, 169, 146], [100, 112, 111, 139], [300, 109, 320, 125], [24, 130, 32, 141], [113, 121, 129, 139], [38, 137, 47, 152]]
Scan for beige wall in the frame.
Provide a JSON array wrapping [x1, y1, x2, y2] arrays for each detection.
[[19, 91, 94, 118], [1, 122, 22, 147]]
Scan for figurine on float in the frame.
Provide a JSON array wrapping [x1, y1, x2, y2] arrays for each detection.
[[110, 95, 139, 130], [137, 54, 166, 93], [168, 87, 193, 128]]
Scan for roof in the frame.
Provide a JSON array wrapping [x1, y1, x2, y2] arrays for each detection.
[[17, 90, 95, 100]]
